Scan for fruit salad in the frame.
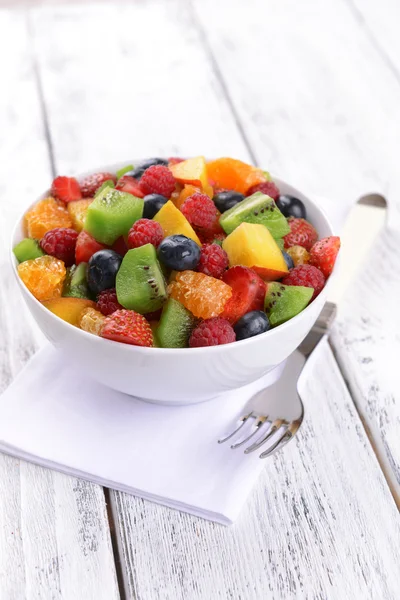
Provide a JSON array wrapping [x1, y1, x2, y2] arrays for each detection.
[[14, 157, 340, 348]]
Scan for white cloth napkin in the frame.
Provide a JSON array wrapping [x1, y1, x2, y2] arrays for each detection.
[[0, 345, 293, 525]]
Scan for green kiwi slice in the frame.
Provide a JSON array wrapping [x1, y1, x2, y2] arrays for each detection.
[[264, 282, 313, 326], [219, 192, 290, 238], [116, 244, 167, 314], [156, 298, 197, 348]]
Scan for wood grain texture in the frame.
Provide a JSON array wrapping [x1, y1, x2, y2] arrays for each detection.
[[112, 341, 400, 600], [29, 0, 250, 173], [192, 0, 400, 205], [345, 0, 400, 85], [332, 223, 400, 505], [0, 11, 119, 599], [193, 0, 400, 507]]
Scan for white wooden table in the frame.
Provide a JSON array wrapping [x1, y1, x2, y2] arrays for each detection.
[[1, 1, 400, 598]]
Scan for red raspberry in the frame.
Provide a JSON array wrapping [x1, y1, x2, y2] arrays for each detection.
[[284, 218, 318, 251], [80, 172, 116, 197], [181, 193, 218, 230], [189, 317, 236, 348], [75, 231, 107, 264], [40, 227, 78, 266], [197, 244, 228, 279], [116, 175, 145, 198], [101, 309, 153, 347], [221, 266, 266, 324], [309, 236, 340, 278], [282, 264, 325, 301], [168, 157, 185, 165], [139, 165, 176, 198], [128, 219, 164, 249], [247, 181, 280, 200], [51, 176, 82, 204], [97, 288, 123, 316]]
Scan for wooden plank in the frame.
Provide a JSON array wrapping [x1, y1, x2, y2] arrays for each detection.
[[345, 0, 400, 84], [331, 218, 400, 504], [111, 341, 400, 600], [29, 0, 250, 174], [0, 11, 119, 599], [192, 0, 400, 205], [193, 0, 400, 505]]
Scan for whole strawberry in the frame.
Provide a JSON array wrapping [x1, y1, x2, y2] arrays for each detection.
[[101, 309, 153, 347], [309, 236, 340, 277], [284, 218, 318, 251], [40, 227, 78, 266], [80, 172, 116, 197], [51, 176, 82, 204], [282, 264, 325, 301]]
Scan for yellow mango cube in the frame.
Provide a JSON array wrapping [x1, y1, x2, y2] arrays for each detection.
[[222, 222, 288, 281], [153, 201, 201, 245]]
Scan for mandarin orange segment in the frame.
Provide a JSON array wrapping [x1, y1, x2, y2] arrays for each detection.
[[206, 158, 266, 195], [286, 245, 310, 266], [78, 307, 106, 335], [168, 271, 232, 319], [174, 184, 201, 210], [18, 255, 66, 302], [67, 199, 93, 232], [25, 197, 73, 239]]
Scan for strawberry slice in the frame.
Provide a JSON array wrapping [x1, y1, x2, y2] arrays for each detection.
[[51, 176, 82, 204], [75, 230, 107, 264], [221, 266, 266, 324], [284, 218, 318, 251], [309, 236, 341, 277], [116, 175, 145, 198], [80, 172, 116, 197], [111, 236, 129, 257], [101, 309, 153, 347]]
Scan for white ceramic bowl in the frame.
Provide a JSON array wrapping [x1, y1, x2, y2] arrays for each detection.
[[10, 163, 335, 405]]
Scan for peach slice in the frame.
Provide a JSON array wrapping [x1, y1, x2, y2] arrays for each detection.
[[43, 297, 97, 326], [207, 158, 266, 195]]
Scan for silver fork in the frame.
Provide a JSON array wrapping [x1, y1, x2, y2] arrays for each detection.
[[218, 302, 337, 458]]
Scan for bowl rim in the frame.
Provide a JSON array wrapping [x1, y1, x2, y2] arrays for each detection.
[[10, 161, 336, 355]]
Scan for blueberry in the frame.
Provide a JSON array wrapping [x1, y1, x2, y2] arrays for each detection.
[[276, 195, 306, 219], [157, 235, 200, 271], [282, 251, 294, 270], [127, 158, 168, 179], [234, 310, 270, 341], [87, 250, 122, 295], [143, 194, 168, 219], [213, 191, 245, 213]]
